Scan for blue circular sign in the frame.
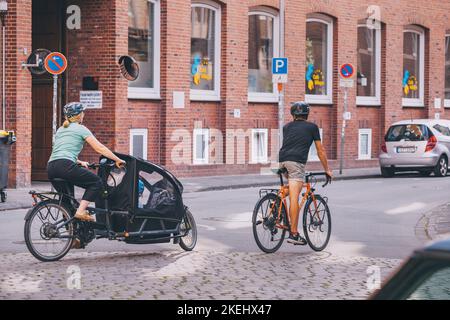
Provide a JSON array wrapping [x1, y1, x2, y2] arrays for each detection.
[[44, 52, 68, 75], [340, 63, 354, 79]]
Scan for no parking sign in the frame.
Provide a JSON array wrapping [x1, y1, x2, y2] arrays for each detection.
[[44, 52, 68, 75]]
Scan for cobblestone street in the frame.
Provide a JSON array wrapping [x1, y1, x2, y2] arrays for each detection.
[[0, 250, 401, 300]]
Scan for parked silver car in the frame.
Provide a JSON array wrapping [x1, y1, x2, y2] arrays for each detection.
[[379, 119, 450, 177]]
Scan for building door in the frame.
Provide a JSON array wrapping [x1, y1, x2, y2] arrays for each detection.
[[31, 0, 65, 180]]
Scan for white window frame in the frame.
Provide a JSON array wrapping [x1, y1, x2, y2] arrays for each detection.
[[402, 27, 425, 107], [250, 129, 269, 163], [128, 0, 161, 100], [358, 128, 372, 160], [190, 1, 221, 102], [305, 15, 333, 105], [130, 129, 148, 160], [248, 9, 280, 103], [445, 34, 450, 108], [356, 24, 381, 106], [193, 128, 210, 165], [308, 128, 323, 161]]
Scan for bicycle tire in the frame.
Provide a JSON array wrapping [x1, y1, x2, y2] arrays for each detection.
[[24, 201, 74, 262], [179, 209, 197, 251], [302, 195, 331, 252], [252, 193, 287, 253]]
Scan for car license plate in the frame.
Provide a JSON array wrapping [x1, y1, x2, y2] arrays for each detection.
[[397, 147, 416, 153]]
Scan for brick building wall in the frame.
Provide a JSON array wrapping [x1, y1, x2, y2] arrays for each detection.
[[1, 0, 450, 187]]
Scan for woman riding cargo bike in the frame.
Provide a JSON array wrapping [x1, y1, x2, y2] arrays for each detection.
[[24, 102, 197, 262]]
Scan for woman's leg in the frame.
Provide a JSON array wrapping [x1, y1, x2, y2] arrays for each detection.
[[62, 164, 103, 220]]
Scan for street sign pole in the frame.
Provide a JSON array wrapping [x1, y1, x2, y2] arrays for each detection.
[[52, 74, 58, 144], [340, 87, 348, 175], [278, 0, 285, 157], [338, 63, 355, 175]]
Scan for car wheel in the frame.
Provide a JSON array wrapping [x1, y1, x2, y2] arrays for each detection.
[[381, 167, 395, 178], [433, 156, 448, 177]]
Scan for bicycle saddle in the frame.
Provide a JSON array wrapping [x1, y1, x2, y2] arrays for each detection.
[[277, 167, 288, 175]]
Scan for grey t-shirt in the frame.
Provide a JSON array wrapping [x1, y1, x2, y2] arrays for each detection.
[[48, 123, 93, 163]]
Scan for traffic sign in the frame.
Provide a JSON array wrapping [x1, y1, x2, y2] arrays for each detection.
[[339, 63, 355, 79], [272, 74, 288, 84], [272, 58, 288, 75], [339, 79, 354, 88], [44, 52, 68, 75]]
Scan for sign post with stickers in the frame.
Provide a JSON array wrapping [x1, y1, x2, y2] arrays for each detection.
[[339, 63, 355, 174], [44, 52, 68, 143], [272, 57, 288, 153]]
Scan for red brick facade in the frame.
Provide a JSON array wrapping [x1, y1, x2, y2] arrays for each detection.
[[1, 0, 450, 187]]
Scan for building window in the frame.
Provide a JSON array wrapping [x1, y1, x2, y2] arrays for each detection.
[[248, 10, 279, 103], [357, 23, 381, 105], [128, 0, 160, 99], [403, 27, 425, 107], [305, 15, 333, 104], [445, 35, 450, 107], [193, 128, 209, 164], [130, 129, 148, 160], [358, 129, 372, 160], [190, 1, 221, 101], [309, 128, 323, 161], [251, 129, 268, 163]]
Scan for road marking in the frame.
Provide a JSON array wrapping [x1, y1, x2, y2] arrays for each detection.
[[385, 202, 427, 215], [197, 224, 216, 231]]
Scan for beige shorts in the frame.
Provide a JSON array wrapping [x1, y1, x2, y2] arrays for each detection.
[[280, 161, 306, 182]]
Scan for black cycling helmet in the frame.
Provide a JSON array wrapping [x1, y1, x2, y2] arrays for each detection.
[[63, 102, 86, 118], [290, 101, 310, 118]]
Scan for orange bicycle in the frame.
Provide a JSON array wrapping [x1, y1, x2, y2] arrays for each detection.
[[252, 168, 332, 253]]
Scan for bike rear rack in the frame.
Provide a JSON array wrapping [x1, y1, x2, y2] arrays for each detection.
[[258, 188, 279, 198]]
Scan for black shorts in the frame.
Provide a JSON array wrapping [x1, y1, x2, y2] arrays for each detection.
[[47, 159, 103, 202]]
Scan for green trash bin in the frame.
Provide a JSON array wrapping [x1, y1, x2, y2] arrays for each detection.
[[0, 131, 16, 202]]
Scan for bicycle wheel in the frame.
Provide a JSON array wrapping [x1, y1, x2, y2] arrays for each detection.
[[179, 209, 197, 251], [252, 193, 287, 253], [302, 195, 331, 252], [24, 201, 74, 262]]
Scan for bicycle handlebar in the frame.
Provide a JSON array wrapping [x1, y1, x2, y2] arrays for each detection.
[[305, 172, 332, 188]]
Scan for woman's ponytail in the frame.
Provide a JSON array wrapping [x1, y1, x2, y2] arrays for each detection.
[[63, 119, 70, 128]]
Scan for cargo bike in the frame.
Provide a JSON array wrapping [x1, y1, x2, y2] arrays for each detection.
[[24, 153, 197, 262]]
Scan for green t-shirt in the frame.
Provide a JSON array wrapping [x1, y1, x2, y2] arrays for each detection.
[[48, 123, 93, 163]]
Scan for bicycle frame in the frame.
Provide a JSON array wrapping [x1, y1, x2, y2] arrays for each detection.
[[260, 172, 325, 232]]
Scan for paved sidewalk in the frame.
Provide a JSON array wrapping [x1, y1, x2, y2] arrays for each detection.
[[0, 167, 381, 212], [0, 250, 400, 300]]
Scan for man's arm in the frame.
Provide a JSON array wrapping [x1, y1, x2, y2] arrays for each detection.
[[314, 140, 333, 177]]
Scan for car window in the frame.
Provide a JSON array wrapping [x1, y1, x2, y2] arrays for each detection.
[[407, 267, 450, 300], [433, 124, 450, 137], [386, 124, 429, 142]]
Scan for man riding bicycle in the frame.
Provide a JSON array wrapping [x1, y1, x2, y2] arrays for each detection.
[[279, 101, 333, 245]]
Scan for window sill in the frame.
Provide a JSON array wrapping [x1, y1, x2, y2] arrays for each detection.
[[192, 161, 210, 166], [190, 90, 221, 102], [402, 98, 424, 108], [356, 97, 381, 107], [248, 93, 278, 104], [250, 160, 270, 165], [357, 157, 372, 161], [305, 95, 333, 105], [128, 88, 161, 100]]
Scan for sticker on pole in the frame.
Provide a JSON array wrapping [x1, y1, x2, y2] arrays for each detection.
[[44, 52, 68, 75], [339, 63, 354, 79]]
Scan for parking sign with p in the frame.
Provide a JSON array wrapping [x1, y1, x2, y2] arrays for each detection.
[[272, 58, 288, 75]]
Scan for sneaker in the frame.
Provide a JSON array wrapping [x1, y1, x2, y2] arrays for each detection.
[[287, 233, 307, 245]]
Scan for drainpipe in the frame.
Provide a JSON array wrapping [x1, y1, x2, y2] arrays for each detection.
[[0, 0, 7, 130]]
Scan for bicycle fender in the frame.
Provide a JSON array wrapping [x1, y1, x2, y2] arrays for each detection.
[[24, 207, 35, 221]]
